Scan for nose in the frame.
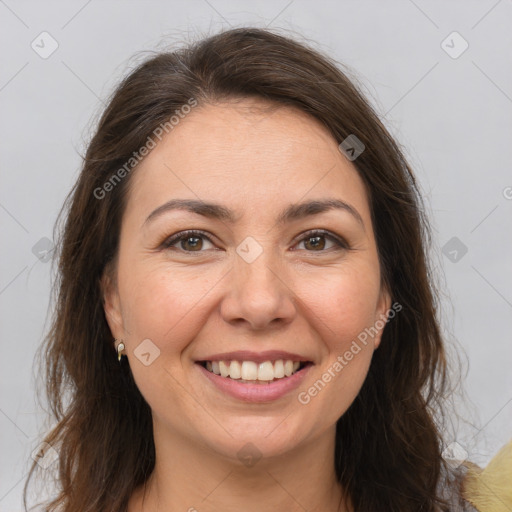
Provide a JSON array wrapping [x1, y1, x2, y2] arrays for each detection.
[[219, 248, 297, 331]]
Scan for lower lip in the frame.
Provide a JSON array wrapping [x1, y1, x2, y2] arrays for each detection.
[[195, 362, 312, 403]]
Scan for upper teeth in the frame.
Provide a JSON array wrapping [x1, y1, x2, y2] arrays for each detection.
[[206, 360, 301, 381]]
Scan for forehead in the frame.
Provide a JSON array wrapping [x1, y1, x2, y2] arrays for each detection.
[[125, 98, 370, 225]]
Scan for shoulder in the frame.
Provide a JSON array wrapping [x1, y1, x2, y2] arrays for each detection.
[[456, 439, 512, 512]]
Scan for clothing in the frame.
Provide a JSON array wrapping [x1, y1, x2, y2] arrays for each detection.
[[447, 439, 512, 512]]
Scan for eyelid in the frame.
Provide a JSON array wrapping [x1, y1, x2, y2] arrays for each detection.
[[291, 229, 349, 251], [160, 229, 215, 250], [160, 228, 349, 252]]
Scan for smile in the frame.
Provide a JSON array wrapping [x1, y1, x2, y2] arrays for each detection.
[[198, 359, 308, 384]]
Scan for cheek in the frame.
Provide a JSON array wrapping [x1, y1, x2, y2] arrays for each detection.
[[293, 266, 381, 422], [299, 343, 374, 430], [297, 263, 383, 348], [116, 263, 220, 421], [117, 260, 225, 355]]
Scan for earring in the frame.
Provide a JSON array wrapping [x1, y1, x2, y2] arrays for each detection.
[[115, 339, 125, 362]]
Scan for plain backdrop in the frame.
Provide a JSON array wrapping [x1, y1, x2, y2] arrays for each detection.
[[1, 1, 511, 510]]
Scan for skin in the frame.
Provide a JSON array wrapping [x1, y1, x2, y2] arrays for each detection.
[[102, 98, 391, 512]]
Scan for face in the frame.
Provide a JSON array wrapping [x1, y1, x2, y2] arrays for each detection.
[[102, 98, 391, 462]]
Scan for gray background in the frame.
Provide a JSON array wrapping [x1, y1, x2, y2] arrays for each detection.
[[1, 0, 511, 509]]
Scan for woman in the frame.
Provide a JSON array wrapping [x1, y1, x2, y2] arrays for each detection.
[[23, 27, 510, 512]]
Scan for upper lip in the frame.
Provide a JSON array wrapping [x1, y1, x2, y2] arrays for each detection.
[[196, 350, 313, 364]]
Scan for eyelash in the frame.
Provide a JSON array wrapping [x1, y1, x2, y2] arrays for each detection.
[[160, 229, 349, 253]]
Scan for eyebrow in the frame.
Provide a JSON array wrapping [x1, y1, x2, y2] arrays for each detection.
[[143, 198, 364, 228]]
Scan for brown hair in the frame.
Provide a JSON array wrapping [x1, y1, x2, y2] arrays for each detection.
[[25, 27, 462, 511]]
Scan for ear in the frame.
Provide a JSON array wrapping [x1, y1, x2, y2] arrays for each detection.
[[100, 268, 124, 340], [373, 285, 392, 350]]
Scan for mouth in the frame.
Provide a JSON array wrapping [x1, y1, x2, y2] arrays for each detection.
[[196, 359, 312, 384]]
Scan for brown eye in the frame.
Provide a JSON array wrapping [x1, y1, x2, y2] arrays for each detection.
[[295, 230, 348, 252], [180, 236, 203, 251], [304, 235, 326, 251], [162, 230, 215, 252]]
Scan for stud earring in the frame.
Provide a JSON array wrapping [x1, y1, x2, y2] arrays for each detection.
[[115, 339, 125, 362]]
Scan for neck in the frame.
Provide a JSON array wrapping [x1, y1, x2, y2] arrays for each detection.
[[129, 422, 350, 512]]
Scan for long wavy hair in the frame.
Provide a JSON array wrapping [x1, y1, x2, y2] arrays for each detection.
[[24, 26, 463, 511]]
